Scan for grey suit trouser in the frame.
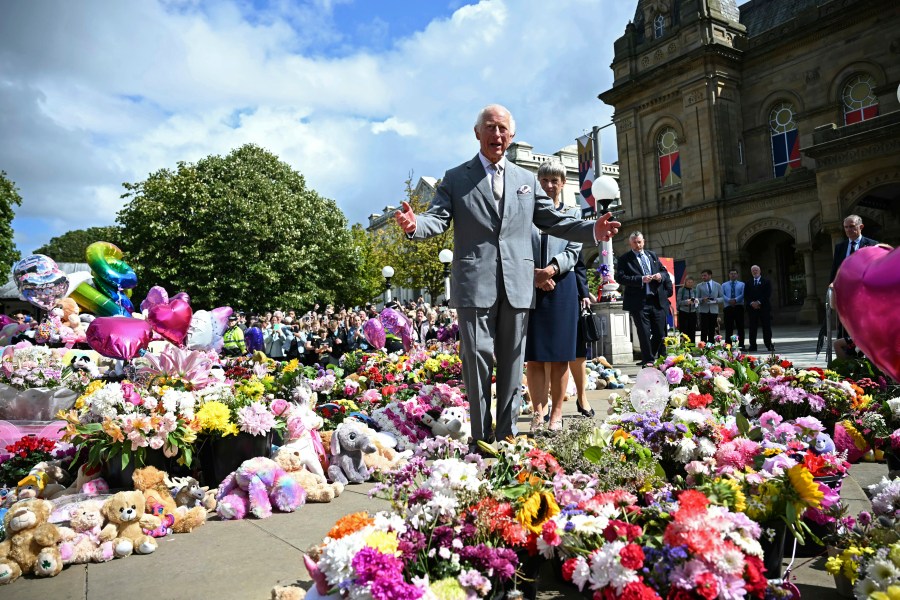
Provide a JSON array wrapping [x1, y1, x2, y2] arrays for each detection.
[[457, 293, 528, 443]]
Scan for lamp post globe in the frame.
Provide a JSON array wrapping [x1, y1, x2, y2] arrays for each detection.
[[438, 249, 453, 305], [381, 266, 394, 304]]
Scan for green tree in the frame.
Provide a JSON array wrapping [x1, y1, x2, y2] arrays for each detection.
[[332, 223, 385, 307], [0, 171, 22, 268], [33, 226, 123, 262], [369, 176, 453, 303], [117, 144, 358, 313]]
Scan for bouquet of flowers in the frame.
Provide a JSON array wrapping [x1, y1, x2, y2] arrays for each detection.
[[0, 435, 67, 486], [194, 376, 289, 438], [0, 344, 91, 393], [58, 379, 200, 469]]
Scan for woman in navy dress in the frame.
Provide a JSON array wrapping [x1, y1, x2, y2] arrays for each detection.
[[524, 161, 582, 432]]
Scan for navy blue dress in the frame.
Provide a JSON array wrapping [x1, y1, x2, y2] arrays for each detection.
[[525, 233, 579, 363]]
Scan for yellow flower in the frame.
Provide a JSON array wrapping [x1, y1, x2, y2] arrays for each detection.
[[787, 465, 823, 509], [716, 478, 747, 512], [364, 530, 399, 555], [424, 358, 440, 372], [516, 490, 560, 534], [841, 420, 869, 451], [181, 428, 197, 444], [282, 359, 299, 374], [196, 401, 233, 434]]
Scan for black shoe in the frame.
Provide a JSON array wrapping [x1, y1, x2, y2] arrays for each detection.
[[576, 403, 595, 418], [766, 345, 774, 352], [749, 346, 758, 352], [543, 414, 550, 423], [635, 360, 645, 366]]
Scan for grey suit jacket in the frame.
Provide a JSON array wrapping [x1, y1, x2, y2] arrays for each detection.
[[412, 156, 596, 309]]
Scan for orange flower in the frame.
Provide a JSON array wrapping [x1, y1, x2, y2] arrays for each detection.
[[102, 418, 125, 444], [326, 512, 373, 540]]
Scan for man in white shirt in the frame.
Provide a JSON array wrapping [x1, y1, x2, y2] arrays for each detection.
[[696, 269, 723, 344], [722, 268, 746, 350]]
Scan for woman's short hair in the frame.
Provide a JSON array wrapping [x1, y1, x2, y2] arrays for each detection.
[[537, 160, 567, 182]]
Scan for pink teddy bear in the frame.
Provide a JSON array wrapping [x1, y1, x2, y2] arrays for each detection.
[[57, 501, 115, 564], [215, 457, 305, 520]]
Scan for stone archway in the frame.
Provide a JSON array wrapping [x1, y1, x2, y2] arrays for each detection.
[[741, 228, 802, 323]]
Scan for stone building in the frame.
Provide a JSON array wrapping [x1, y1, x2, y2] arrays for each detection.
[[600, 0, 900, 323]]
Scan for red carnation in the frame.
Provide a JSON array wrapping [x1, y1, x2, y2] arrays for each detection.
[[618, 543, 645, 570], [744, 556, 768, 598], [561, 558, 579, 582], [695, 572, 718, 600], [618, 581, 662, 600]]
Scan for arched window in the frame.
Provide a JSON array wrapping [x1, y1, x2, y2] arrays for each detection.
[[842, 73, 879, 125], [654, 14, 665, 38], [769, 102, 801, 178], [657, 127, 681, 187]]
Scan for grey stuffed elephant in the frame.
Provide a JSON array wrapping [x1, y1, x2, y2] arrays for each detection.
[[327, 422, 376, 485]]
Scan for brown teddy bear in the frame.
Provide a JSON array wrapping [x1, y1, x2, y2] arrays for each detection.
[[99, 490, 160, 557], [272, 446, 343, 502], [0, 498, 64, 584], [57, 500, 115, 564], [131, 466, 206, 533]]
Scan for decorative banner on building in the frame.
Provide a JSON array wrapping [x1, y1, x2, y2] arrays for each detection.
[[577, 133, 596, 211], [660, 256, 676, 327]]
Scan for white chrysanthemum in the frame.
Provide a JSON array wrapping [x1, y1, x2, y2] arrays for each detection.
[[426, 458, 484, 495], [886, 398, 900, 418], [675, 438, 698, 463], [587, 541, 638, 593], [697, 437, 718, 457], [567, 513, 611, 537], [373, 511, 407, 535], [671, 408, 707, 424], [143, 396, 158, 411], [727, 530, 763, 557], [571, 556, 591, 591], [88, 383, 124, 419], [317, 528, 371, 587], [426, 492, 459, 518], [716, 545, 746, 575], [865, 558, 900, 589], [854, 576, 880, 598]]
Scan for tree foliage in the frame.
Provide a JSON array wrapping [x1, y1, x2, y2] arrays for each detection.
[[117, 144, 359, 313], [334, 223, 385, 308], [368, 177, 453, 303], [0, 171, 22, 268], [33, 226, 123, 263]]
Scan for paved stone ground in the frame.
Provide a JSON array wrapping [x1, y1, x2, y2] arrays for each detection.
[[2, 323, 885, 599]]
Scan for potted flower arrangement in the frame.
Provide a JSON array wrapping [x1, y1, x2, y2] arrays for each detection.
[[0, 435, 68, 487], [57, 379, 200, 488], [194, 374, 290, 486]]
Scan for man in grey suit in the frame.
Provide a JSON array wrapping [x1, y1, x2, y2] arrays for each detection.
[[394, 104, 620, 452]]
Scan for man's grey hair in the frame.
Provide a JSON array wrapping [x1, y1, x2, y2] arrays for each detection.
[[629, 231, 644, 241], [844, 214, 863, 226], [475, 104, 516, 135], [537, 160, 567, 181]]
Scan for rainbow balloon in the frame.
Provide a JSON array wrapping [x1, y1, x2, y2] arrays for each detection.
[[70, 242, 137, 317]]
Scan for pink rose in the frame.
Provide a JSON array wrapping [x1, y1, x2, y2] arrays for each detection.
[[121, 382, 143, 406], [271, 398, 289, 416]]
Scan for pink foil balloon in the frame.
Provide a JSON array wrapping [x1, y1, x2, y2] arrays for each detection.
[[362, 318, 386, 350], [833, 244, 900, 382], [140, 286, 169, 312], [86, 317, 153, 360], [147, 298, 193, 345]]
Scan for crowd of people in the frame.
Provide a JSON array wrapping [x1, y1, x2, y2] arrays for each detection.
[[220, 299, 460, 364]]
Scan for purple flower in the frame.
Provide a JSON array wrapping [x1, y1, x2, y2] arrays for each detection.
[[666, 366, 684, 385]]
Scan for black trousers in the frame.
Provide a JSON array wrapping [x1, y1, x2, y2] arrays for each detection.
[[677, 311, 696, 344], [748, 307, 773, 350], [632, 297, 667, 363], [723, 306, 745, 346], [699, 312, 718, 343]]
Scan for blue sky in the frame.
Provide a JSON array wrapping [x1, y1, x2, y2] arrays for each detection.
[[0, 0, 748, 255]]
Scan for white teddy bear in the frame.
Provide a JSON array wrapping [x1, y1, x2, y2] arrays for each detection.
[[420, 406, 471, 441]]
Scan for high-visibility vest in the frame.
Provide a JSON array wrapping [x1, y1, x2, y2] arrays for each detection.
[[222, 326, 246, 355]]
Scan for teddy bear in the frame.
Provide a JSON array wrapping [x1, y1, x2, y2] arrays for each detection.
[[131, 466, 206, 534], [326, 422, 377, 485], [0, 498, 64, 584], [215, 456, 306, 520], [272, 446, 343, 503], [420, 406, 471, 441], [57, 500, 115, 564], [99, 490, 160, 558], [60, 464, 109, 497], [25, 461, 70, 499]]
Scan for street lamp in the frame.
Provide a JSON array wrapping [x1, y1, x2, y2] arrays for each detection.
[[438, 249, 453, 305], [381, 265, 395, 304], [592, 175, 622, 290]]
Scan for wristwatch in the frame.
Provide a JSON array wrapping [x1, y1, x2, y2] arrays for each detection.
[[549, 263, 560, 276]]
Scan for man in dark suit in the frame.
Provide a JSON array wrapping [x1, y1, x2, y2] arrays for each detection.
[[829, 214, 877, 282], [394, 104, 620, 451], [745, 264, 773, 352], [616, 232, 672, 365]]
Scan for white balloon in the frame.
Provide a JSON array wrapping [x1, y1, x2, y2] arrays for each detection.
[[186, 310, 215, 350], [65, 271, 94, 298]]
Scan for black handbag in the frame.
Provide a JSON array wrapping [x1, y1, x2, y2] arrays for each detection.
[[580, 308, 602, 342]]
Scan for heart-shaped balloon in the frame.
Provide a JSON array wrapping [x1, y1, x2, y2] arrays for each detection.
[[86, 317, 153, 360], [362, 318, 386, 350], [833, 244, 900, 381], [629, 367, 670, 413], [140, 286, 170, 313], [147, 299, 193, 345]]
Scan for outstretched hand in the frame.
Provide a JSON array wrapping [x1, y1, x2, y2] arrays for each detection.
[[593, 211, 621, 243], [394, 201, 417, 234]]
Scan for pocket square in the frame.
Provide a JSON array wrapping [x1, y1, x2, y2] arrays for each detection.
[[517, 185, 531, 195]]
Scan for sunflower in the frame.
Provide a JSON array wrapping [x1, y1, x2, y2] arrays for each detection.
[[516, 490, 560, 534], [786, 464, 824, 509]]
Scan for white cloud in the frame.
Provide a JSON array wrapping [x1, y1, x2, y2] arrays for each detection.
[[1, 0, 636, 254]]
